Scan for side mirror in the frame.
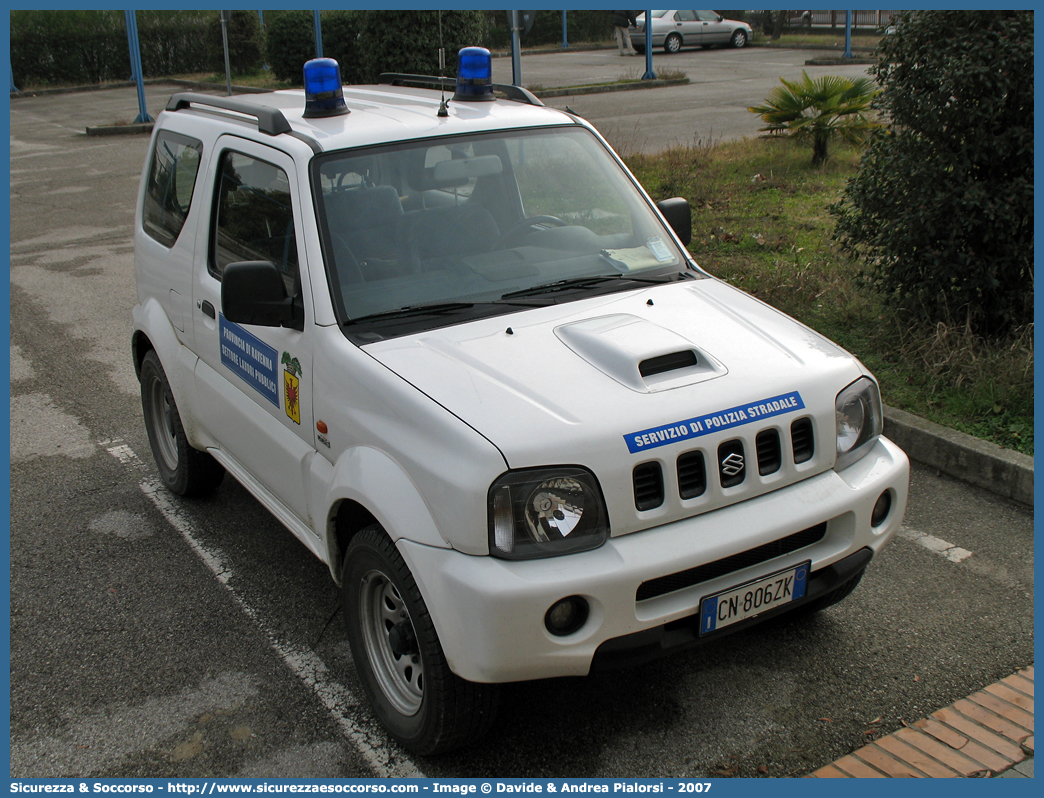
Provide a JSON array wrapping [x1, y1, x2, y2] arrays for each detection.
[[221, 261, 300, 329], [657, 197, 691, 246], [717, 14, 724, 22]]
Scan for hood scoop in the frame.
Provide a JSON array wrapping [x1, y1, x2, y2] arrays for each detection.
[[555, 314, 727, 393]]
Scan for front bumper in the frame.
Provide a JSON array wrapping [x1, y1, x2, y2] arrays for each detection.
[[399, 436, 909, 683]]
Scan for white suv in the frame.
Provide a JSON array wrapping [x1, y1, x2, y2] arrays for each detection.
[[131, 49, 909, 755]]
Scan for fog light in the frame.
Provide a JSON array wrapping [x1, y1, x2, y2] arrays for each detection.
[[545, 596, 589, 636], [871, 491, 892, 527]]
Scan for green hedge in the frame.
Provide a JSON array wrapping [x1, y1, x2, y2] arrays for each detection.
[[11, 9, 619, 89], [11, 10, 216, 87], [265, 10, 487, 86], [484, 10, 613, 50]]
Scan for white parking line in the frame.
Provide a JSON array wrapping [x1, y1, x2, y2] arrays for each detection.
[[105, 442, 425, 779], [898, 525, 973, 563]]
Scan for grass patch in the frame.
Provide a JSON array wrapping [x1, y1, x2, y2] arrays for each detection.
[[173, 70, 294, 90], [624, 136, 1033, 455], [763, 32, 882, 49]]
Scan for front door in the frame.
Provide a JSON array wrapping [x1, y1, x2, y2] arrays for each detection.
[[191, 136, 316, 527], [671, 10, 700, 46], [696, 10, 730, 45]]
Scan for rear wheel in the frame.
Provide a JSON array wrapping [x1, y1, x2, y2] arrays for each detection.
[[140, 350, 224, 497], [342, 525, 498, 755], [664, 33, 682, 54]]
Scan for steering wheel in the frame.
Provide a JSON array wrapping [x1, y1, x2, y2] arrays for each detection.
[[495, 215, 567, 249]]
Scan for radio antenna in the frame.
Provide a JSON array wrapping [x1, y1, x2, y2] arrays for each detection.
[[437, 10, 449, 117]]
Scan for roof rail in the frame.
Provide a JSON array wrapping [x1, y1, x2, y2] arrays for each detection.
[[377, 74, 544, 107], [166, 92, 292, 136]]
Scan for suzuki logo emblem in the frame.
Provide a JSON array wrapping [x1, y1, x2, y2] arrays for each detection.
[[721, 452, 745, 476]]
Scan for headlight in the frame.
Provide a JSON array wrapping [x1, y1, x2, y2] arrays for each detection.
[[834, 376, 883, 471], [488, 467, 609, 560]]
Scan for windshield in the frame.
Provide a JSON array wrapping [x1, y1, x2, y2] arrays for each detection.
[[313, 126, 692, 335]]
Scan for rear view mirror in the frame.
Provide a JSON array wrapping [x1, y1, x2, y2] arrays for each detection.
[[432, 155, 504, 182], [222, 260, 300, 329], [657, 197, 691, 246]]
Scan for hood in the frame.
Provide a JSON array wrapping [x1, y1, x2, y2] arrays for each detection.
[[365, 279, 861, 469]]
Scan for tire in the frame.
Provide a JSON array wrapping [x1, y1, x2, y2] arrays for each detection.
[[140, 350, 224, 497], [342, 525, 498, 755], [664, 33, 682, 54], [730, 29, 748, 49]]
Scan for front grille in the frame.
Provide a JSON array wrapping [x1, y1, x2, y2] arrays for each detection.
[[791, 417, 815, 463], [636, 522, 828, 601], [630, 417, 821, 511], [756, 429, 782, 475], [677, 451, 707, 499], [633, 462, 664, 511], [718, 440, 746, 488]]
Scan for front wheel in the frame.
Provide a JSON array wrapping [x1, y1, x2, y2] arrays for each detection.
[[730, 29, 748, 48], [663, 32, 682, 54], [342, 525, 498, 755], [140, 350, 224, 497]]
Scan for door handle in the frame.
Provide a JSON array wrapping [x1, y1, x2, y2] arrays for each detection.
[[201, 300, 216, 319]]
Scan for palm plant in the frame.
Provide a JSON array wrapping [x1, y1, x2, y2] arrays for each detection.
[[749, 71, 880, 165]]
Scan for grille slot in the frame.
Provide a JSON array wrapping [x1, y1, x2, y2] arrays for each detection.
[[633, 462, 665, 511], [791, 417, 815, 463], [677, 451, 707, 499], [639, 350, 697, 378], [756, 429, 782, 475], [636, 522, 828, 601], [717, 440, 745, 488]]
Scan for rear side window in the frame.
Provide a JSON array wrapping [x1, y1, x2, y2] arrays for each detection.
[[211, 150, 298, 293], [142, 131, 202, 247]]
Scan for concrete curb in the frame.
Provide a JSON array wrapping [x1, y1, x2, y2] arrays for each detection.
[[85, 122, 153, 137], [884, 405, 1033, 506], [805, 57, 877, 66], [532, 77, 688, 99]]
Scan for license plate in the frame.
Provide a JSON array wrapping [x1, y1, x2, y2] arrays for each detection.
[[699, 561, 810, 635]]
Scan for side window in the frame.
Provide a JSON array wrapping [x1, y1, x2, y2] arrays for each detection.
[[211, 150, 298, 293], [142, 132, 202, 247], [696, 10, 718, 22], [676, 10, 696, 22]]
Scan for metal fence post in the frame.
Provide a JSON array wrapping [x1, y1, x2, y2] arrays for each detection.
[[561, 10, 569, 48], [642, 10, 656, 80], [843, 10, 853, 59], [125, 10, 152, 123], [314, 10, 323, 58]]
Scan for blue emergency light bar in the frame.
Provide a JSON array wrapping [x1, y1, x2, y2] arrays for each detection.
[[453, 47, 494, 102], [303, 58, 349, 118]]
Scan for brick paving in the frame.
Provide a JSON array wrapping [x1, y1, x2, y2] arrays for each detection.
[[809, 666, 1034, 778]]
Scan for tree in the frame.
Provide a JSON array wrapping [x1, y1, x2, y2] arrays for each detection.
[[830, 11, 1033, 338], [207, 10, 263, 75], [748, 71, 880, 165], [355, 10, 487, 85]]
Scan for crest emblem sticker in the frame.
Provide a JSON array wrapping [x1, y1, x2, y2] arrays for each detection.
[[282, 352, 303, 425]]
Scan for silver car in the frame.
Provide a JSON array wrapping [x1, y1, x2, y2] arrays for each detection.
[[629, 10, 754, 53]]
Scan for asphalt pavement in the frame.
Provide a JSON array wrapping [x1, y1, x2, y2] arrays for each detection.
[[8, 49, 1034, 779]]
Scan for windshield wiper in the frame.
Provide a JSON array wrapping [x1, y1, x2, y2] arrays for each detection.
[[347, 298, 550, 325], [347, 302, 477, 324], [500, 272, 679, 300]]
